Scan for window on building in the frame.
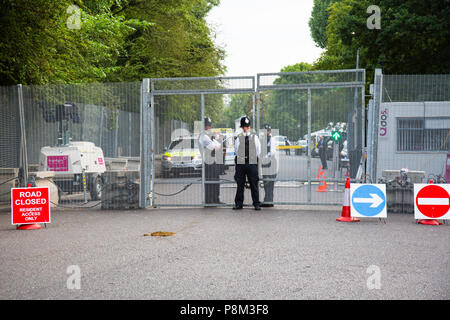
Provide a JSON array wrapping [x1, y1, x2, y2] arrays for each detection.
[[397, 118, 450, 151]]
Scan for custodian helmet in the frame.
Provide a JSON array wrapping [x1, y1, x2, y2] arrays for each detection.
[[240, 116, 251, 127]]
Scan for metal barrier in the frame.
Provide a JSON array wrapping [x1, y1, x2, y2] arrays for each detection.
[[140, 70, 366, 208], [256, 69, 366, 206], [367, 70, 450, 183], [0, 82, 141, 209], [1, 70, 369, 210], [140, 76, 256, 208]]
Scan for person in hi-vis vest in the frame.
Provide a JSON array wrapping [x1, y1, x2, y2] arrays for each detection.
[[199, 117, 223, 204], [233, 116, 261, 210]]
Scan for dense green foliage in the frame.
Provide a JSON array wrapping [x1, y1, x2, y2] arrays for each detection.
[[311, 0, 450, 75], [308, 0, 341, 49], [0, 0, 224, 85]]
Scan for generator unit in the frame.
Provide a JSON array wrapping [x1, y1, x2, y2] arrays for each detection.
[[38, 102, 105, 201]]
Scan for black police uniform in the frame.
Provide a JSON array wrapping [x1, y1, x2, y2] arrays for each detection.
[[233, 116, 261, 210]]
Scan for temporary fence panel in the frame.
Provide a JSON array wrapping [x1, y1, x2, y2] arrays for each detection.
[[0, 86, 23, 203], [371, 72, 450, 183], [0, 86, 21, 169], [141, 76, 255, 207], [257, 69, 366, 205], [0, 82, 141, 209]]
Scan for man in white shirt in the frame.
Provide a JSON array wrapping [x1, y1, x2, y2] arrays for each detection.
[[199, 117, 223, 205], [233, 116, 261, 210]]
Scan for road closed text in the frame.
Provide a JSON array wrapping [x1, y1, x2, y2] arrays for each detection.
[[11, 187, 50, 225]]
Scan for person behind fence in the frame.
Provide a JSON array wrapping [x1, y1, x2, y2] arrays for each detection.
[[260, 124, 278, 207], [233, 116, 261, 210], [199, 117, 223, 205], [284, 137, 291, 155], [318, 135, 328, 170]]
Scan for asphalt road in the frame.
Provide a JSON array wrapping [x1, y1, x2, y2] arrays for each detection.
[[1, 206, 448, 299]]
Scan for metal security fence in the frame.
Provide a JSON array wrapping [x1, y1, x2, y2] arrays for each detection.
[[257, 69, 366, 205], [2, 71, 368, 210], [140, 76, 256, 208], [0, 86, 22, 169], [368, 70, 450, 184], [140, 70, 366, 208], [0, 82, 141, 208]]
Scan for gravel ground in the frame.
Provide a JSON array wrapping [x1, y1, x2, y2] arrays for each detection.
[[0, 206, 449, 300]]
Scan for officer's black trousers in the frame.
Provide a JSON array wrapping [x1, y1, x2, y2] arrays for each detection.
[[234, 163, 260, 207], [205, 163, 220, 203]]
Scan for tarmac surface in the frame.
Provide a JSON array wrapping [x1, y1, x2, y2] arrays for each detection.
[[0, 206, 449, 300]]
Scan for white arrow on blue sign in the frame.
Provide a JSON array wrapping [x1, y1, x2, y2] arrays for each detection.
[[350, 184, 387, 218]]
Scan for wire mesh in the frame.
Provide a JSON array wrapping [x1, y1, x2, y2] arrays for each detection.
[[258, 69, 365, 89], [258, 84, 363, 205], [149, 72, 364, 207], [0, 86, 22, 203], [382, 74, 450, 102], [375, 73, 450, 182], [0, 82, 141, 208], [0, 86, 21, 169], [152, 76, 254, 94]]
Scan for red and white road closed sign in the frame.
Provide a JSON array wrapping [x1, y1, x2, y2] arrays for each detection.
[[414, 184, 450, 220], [11, 187, 51, 225]]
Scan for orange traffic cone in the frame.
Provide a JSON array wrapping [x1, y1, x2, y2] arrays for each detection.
[[316, 165, 329, 192], [337, 178, 359, 222]]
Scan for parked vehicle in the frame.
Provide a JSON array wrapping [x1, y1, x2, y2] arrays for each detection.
[[296, 139, 307, 155], [162, 136, 202, 178]]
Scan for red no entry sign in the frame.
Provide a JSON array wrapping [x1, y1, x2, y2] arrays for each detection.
[[11, 187, 51, 225], [414, 184, 450, 219]]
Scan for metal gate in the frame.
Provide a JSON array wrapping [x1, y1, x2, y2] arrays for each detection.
[[140, 70, 365, 208], [257, 69, 366, 205]]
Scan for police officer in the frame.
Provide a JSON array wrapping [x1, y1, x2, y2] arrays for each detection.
[[233, 116, 261, 210], [199, 117, 223, 204], [261, 124, 278, 207]]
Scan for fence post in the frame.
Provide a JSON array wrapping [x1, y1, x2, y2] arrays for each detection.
[[366, 98, 374, 181], [17, 84, 28, 187], [129, 112, 132, 156], [114, 110, 119, 157], [139, 78, 151, 208], [371, 68, 383, 182], [307, 88, 312, 203], [201, 93, 205, 206]]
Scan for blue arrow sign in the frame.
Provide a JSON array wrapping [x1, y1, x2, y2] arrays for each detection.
[[351, 184, 386, 217]]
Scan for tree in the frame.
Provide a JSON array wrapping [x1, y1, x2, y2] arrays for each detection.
[[309, 0, 342, 49], [264, 63, 312, 141], [312, 0, 450, 75], [114, 0, 225, 81], [217, 94, 253, 128], [0, 0, 225, 85]]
